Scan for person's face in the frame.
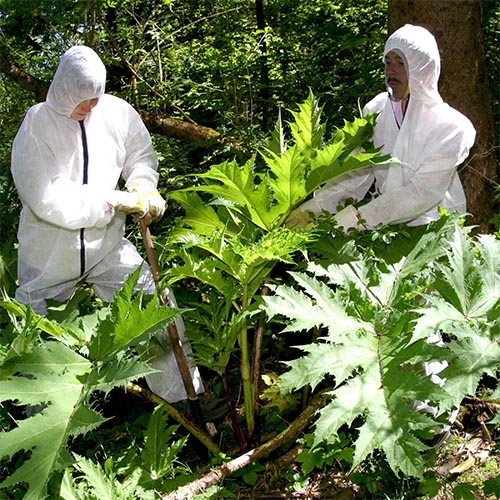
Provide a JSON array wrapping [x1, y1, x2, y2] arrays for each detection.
[[71, 98, 99, 120], [384, 51, 409, 101]]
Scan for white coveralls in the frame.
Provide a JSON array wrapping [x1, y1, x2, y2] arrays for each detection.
[[300, 24, 476, 229], [11, 46, 202, 403], [301, 25, 477, 436]]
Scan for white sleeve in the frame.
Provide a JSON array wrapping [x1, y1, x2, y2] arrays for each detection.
[[358, 165, 455, 227], [300, 168, 374, 214], [358, 125, 473, 227], [11, 116, 114, 230], [122, 105, 159, 192]]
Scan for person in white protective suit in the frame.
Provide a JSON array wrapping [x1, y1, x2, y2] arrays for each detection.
[[288, 24, 476, 231], [11, 45, 204, 405], [289, 25, 477, 445]]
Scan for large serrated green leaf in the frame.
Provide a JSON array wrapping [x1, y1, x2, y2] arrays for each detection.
[[191, 158, 274, 230], [263, 144, 308, 216], [167, 250, 238, 299], [140, 407, 188, 485], [87, 271, 181, 361], [288, 89, 325, 154], [0, 342, 92, 499], [441, 330, 500, 409], [262, 215, 500, 479], [168, 190, 225, 240], [264, 271, 372, 335]]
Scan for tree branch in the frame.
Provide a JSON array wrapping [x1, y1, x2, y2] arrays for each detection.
[[0, 40, 222, 145], [0, 43, 47, 100], [161, 392, 331, 500], [141, 111, 219, 143]]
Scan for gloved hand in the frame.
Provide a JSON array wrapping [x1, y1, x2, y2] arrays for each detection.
[[285, 207, 314, 229], [110, 191, 149, 219], [109, 190, 166, 225], [140, 190, 166, 224], [333, 205, 363, 231]]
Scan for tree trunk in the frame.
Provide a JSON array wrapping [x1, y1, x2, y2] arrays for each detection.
[[388, 0, 498, 233], [255, 0, 271, 127]]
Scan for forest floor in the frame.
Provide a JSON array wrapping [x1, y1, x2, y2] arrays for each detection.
[[90, 355, 500, 500], [219, 397, 500, 500]]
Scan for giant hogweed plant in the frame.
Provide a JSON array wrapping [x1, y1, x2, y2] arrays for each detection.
[[0, 270, 194, 500], [261, 213, 500, 478], [162, 91, 387, 442]]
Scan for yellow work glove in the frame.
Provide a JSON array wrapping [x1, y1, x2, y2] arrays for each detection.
[[111, 191, 149, 219], [143, 190, 166, 224], [285, 207, 314, 229], [129, 189, 166, 225]]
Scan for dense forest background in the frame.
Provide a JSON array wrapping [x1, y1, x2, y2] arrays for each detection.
[[0, 1, 499, 499], [0, 0, 498, 253]]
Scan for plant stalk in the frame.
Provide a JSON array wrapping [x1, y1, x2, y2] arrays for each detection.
[[238, 313, 255, 437], [221, 367, 246, 453], [249, 286, 269, 444]]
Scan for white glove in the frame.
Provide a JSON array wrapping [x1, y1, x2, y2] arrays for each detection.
[[333, 205, 363, 231]]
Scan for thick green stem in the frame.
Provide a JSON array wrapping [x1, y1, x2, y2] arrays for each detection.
[[238, 288, 255, 437], [239, 314, 254, 436]]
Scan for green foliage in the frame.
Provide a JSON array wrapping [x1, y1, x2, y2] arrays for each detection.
[[165, 92, 386, 436], [0, 78, 26, 256], [295, 433, 353, 475], [60, 407, 190, 499], [0, 271, 182, 499], [484, 475, 500, 497], [452, 482, 477, 500], [0, 342, 99, 500], [413, 229, 500, 413], [61, 457, 152, 500], [0, 2, 498, 494], [262, 214, 500, 479], [171, 91, 383, 234], [181, 291, 240, 375], [0, 0, 389, 173]]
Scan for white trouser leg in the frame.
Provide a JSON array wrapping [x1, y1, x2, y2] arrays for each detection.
[[142, 289, 204, 403]]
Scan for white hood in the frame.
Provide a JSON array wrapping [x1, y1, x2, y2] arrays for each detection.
[[46, 46, 106, 117], [384, 24, 442, 105]]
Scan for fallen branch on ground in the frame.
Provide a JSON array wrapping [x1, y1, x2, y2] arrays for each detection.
[[162, 391, 331, 500]]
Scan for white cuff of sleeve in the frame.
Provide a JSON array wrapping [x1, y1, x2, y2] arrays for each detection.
[[333, 205, 362, 231], [126, 177, 157, 192], [299, 197, 323, 214]]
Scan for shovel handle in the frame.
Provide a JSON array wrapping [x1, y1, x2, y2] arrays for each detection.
[[139, 219, 163, 299], [139, 220, 206, 428]]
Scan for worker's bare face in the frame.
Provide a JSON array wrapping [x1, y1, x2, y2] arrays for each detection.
[[71, 98, 99, 121], [385, 51, 409, 101]]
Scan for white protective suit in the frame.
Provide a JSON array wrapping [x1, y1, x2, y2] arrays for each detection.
[[300, 24, 476, 229], [11, 45, 202, 403]]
